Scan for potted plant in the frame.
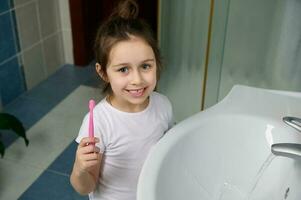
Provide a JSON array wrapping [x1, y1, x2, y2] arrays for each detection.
[[0, 113, 29, 157]]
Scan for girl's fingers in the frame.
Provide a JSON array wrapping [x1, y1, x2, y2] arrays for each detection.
[[79, 137, 100, 147], [82, 159, 100, 169], [76, 137, 102, 170], [79, 145, 101, 155], [80, 151, 101, 162], [78, 152, 101, 170]]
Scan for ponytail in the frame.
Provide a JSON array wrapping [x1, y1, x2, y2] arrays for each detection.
[[111, 0, 139, 20]]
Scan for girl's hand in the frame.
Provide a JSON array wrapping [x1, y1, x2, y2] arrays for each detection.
[[71, 137, 102, 193], [74, 137, 102, 175]]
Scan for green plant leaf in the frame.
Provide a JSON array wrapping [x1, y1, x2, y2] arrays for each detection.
[[0, 113, 29, 146]]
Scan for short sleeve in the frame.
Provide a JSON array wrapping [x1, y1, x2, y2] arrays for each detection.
[[76, 113, 106, 153], [155, 92, 175, 130], [165, 97, 175, 129]]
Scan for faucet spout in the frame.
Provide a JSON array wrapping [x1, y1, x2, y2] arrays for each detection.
[[271, 143, 301, 160], [283, 116, 301, 132]]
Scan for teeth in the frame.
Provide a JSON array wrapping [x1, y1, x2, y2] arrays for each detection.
[[130, 89, 142, 92], [128, 88, 144, 96]]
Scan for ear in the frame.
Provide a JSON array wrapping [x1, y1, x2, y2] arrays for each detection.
[[95, 63, 108, 82]]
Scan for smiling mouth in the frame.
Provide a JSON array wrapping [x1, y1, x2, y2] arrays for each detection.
[[126, 88, 146, 97]]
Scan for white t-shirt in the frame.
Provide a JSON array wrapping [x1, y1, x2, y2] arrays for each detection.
[[76, 92, 174, 200]]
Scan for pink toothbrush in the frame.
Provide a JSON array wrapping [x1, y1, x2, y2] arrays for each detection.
[[89, 99, 95, 142]]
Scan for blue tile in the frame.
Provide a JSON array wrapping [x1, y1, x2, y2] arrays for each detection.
[[0, 64, 99, 199], [82, 73, 102, 88], [22, 65, 95, 105], [0, 12, 17, 62], [4, 95, 53, 129], [0, 58, 25, 105], [0, 0, 9, 13], [1, 64, 96, 149], [11, 9, 21, 52], [1, 95, 54, 148], [48, 141, 78, 175], [0, 129, 19, 149], [4, 65, 95, 125], [19, 171, 88, 200], [9, 0, 15, 9]]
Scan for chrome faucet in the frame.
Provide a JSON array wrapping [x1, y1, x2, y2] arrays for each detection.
[[271, 143, 301, 160], [271, 116, 301, 160], [283, 116, 301, 132]]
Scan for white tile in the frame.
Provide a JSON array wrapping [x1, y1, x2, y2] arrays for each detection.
[[61, 30, 73, 64], [37, 0, 60, 37], [57, 0, 71, 30], [0, 86, 102, 199], [0, 158, 44, 199], [13, 0, 33, 7], [14, 2, 41, 50], [42, 33, 64, 76], [3, 122, 72, 169], [57, 0, 73, 64], [22, 43, 46, 89], [4, 86, 102, 168]]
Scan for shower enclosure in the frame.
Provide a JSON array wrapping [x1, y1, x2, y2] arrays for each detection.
[[158, 0, 301, 122]]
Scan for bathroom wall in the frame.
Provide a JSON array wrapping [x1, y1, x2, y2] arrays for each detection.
[[0, 0, 25, 107], [0, 0, 73, 107]]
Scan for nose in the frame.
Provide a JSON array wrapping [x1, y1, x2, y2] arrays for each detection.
[[130, 69, 143, 85]]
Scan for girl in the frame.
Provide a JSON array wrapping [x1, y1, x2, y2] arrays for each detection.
[[70, 0, 174, 199]]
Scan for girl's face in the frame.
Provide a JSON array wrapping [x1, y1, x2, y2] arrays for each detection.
[[97, 36, 157, 112]]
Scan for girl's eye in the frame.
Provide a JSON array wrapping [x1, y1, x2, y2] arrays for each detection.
[[118, 67, 128, 73], [142, 64, 151, 70]]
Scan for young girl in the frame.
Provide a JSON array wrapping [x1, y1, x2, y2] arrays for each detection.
[[70, 0, 174, 199]]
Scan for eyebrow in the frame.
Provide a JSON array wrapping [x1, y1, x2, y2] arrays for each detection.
[[112, 59, 155, 68]]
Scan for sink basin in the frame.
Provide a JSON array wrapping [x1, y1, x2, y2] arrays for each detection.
[[137, 85, 301, 200]]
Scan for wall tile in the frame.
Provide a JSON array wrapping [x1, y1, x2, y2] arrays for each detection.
[[37, 0, 60, 37], [57, 0, 73, 64], [10, 9, 21, 53], [0, 12, 17, 62], [58, 0, 71, 29], [61, 30, 73, 64], [13, 0, 31, 7], [0, 92, 3, 110], [0, 0, 9, 13], [15, 2, 40, 50], [43, 33, 64, 76], [0, 58, 25, 105], [22, 44, 46, 89]]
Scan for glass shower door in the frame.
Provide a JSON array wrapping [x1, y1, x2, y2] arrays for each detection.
[[205, 0, 301, 108], [159, 0, 301, 118], [158, 0, 211, 122]]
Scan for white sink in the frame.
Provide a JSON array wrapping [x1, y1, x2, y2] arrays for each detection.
[[137, 85, 301, 200]]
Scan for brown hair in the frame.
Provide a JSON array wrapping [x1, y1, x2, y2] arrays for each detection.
[[94, 0, 162, 94]]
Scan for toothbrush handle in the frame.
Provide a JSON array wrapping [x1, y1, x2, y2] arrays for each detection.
[[89, 109, 94, 138], [89, 99, 95, 140]]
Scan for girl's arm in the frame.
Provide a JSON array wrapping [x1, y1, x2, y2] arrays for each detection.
[[70, 137, 102, 195]]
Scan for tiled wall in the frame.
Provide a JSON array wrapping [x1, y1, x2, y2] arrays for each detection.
[[0, 0, 73, 108], [0, 0, 25, 108]]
